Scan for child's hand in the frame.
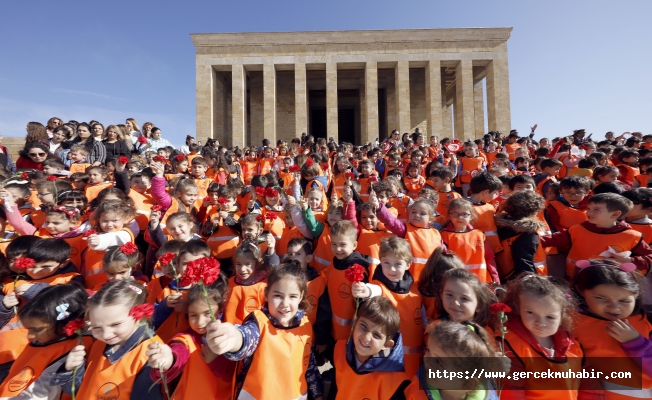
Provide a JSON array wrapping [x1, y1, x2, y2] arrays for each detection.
[[369, 190, 380, 209], [84, 234, 100, 248], [14, 283, 33, 297], [65, 345, 86, 371], [200, 343, 218, 364], [265, 233, 276, 252], [342, 186, 352, 202], [351, 282, 370, 298], [0, 189, 15, 207], [299, 197, 309, 211], [2, 292, 18, 309], [166, 292, 187, 313], [218, 211, 228, 220], [607, 253, 632, 264], [330, 191, 338, 203], [115, 159, 126, 173], [151, 161, 165, 177], [146, 342, 174, 371], [606, 320, 640, 343], [497, 355, 512, 373], [205, 321, 242, 355], [460, 170, 469, 175], [149, 210, 161, 228], [247, 199, 256, 210], [287, 196, 297, 208]]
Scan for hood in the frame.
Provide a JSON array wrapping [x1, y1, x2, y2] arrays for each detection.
[[504, 314, 574, 360], [346, 332, 405, 373], [495, 215, 543, 234], [580, 220, 633, 234]]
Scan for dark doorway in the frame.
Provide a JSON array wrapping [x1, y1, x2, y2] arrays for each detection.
[[311, 108, 327, 139], [338, 108, 355, 143]]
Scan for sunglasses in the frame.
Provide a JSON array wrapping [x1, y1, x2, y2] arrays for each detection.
[[28, 152, 47, 157]]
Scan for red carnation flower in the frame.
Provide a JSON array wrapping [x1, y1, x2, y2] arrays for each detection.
[[179, 257, 221, 287], [118, 156, 129, 164], [150, 205, 163, 212], [265, 187, 278, 198], [490, 303, 512, 314], [14, 257, 35, 270], [289, 165, 300, 173], [47, 176, 58, 181], [175, 154, 185, 162], [63, 318, 86, 337], [137, 136, 148, 144], [158, 252, 176, 266], [217, 197, 228, 205], [82, 229, 97, 237], [119, 242, 138, 255], [129, 303, 154, 321], [350, 160, 359, 169], [369, 176, 378, 183], [345, 172, 355, 180], [256, 215, 265, 222], [345, 264, 365, 283], [203, 196, 212, 203], [305, 158, 314, 167], [266, 212, 278, 220], [255, 186, 266, 197], [153, 155, 166, 163], [21, 172, 28, 180]]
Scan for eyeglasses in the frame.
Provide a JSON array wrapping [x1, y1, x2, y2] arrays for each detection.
[[562, 191, 586, 198], [28, 152, 46, 157], [37, 192, 52, 198], [450, 212, 471, 218]]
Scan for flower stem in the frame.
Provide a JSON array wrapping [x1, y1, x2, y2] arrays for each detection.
[[201, 281, 217, 322]]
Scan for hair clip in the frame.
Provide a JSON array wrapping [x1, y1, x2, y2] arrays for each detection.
[[56, 303, 70, 320], [465, 323, 477, 333], [128, 285, 143, 294], [575, 259, 636, 273]]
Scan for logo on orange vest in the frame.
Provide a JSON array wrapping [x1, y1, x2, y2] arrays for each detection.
[[8, 366, 34, 392], [338, 283, 350, 299], [244, 298, 260, 313], [413, 308, 422, 326], [307, 295, 317, 308], [98, 382, 120, 400]]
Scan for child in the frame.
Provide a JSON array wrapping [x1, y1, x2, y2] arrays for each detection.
[[593, 165, 621, 186], [355, 202, 392, 267], [202, 185, 243, 263], [440, 198, 497, 283], [223, 241, 269, 325], [572, 259, 652, 395], [495, 191, 549, 280], [84, 166, 112, 202], [256, 146, 275, 176], [458, 142, 486, 197], [52, 280, 165, 399], [633, 157, 652, 188], [404, 321, 502, 400], [151, 160, 200, 230], [30, 179, 74, 230], [545, 176, 591, 232], [622, 188, 652, 243], [616, 149, 640, 186], [0, 283, 92, 399], [70, 172, 90, 192], [372, 190, 442, 280], [149, 211, 202, 248], [467, 173, 504, 254], [190, 156, 212, 198], [146, 273, 235, 400], [42, 159, 69, 178], [417, 247, 465, 323], [205, 262, 324, 400], [330, 297, 411, 399], [83, 200, 137, 288], [67, 145, 91, 174], [92, 244, 146, 291], [356, 159, 379, 201], [403, 161, 426, 199], [501, 273, 603, 398], [542, 193, 652, 278], [351, 237, 424, 376], [427, 166, 461, 217]]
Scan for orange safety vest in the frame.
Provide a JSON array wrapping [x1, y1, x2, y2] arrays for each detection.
[[566, 224, 642, 277], [75, 332, 163, 400], [388, 196, 411, 221], [278, 170, 295, 195], [504, 143, 520, 161], [305, 179, 329, 211], [325, 264, 366, 340], [503, 328, 584, 400], [470, 202, 503, 254], [305, 269, 327, 326], [312, 224, 332, 272], [34, 231, 87, 269], [30, 210, 46, 231], [259, 207, 286, 240], [376, 280, 424, 377], [160, 197, 199, 233], [193, 177, 213, 198], [233, 310, 312, 400], [84, 182, 112, 202], [495, 233, 548, 280], [0, 335, 93, 397], [275, 226, 305, 260], [69, 163, 91, 174], [547, 200, 587, 230], [155, 287, 190, 343], [440, 229, 490, 283], [357, 176, 376, 200], [574, 313, 652, 399], [459, 157, 484, 183], [257, 157, 274, 176], [332, 340, 410, 400], [635, 174, 648, 187], [241, 160, 258, 185], [435, 190, 461, 217], [628, 220, 652, 244], [536, 175, 557, 197], [170, 332, 232, 400], [128, 189, 156, 232], [356, 228, 392, 275], [223, 277, 267, 325], [0, 272, 80, 365], [620, 164, 640, 185], [484, 150, 500, 166], [557, 154, 578, 179], [404, 224, 442, 282], [403, 175, 426, 198], [83, 228, 134, 289]]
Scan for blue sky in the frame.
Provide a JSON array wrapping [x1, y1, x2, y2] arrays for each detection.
[[1, 1, 650, 147]]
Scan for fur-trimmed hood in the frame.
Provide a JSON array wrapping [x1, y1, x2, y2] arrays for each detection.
[[495, 214, 544, 242]]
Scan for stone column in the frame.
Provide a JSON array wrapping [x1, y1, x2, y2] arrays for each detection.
[[395, 60, 411, 134], [473, 79, 485, 139], [263, 64, 276, 144], [196, 63, 213, 141], [295, 63, 308, 135], [363, 61, 378, 144], [425, 60, 442, 138], [486, 57, 511, 134], [231, 64, 247, 148], [454, 59, 475, 141], [326, 62, 338, 142], [442, 104, 453, 138]]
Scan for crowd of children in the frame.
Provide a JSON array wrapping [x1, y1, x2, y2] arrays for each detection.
[[0, 122, 651, 399]]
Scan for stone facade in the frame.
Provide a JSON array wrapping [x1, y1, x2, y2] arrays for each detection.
[[191, 28, 512, 147]]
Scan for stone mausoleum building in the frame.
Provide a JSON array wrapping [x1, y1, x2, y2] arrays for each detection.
[[191, 28, 512, 148]]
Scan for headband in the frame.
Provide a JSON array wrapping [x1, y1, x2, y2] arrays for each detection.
[[51, 206, 79, 219], [576, 260, 636, 273]]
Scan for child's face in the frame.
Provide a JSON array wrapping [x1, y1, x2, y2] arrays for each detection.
[[379, 254, 409, 283], [286, 244, 313, 268], [45, 214, 74, 235], [518, 292, 562, 341], [376, 192, 388, 205], [88, 170, 105, 184], [546, 186, 558, 202], [89, 304, 138, 346], [235, 255, 257, 282], [283, 159, 291, 169], [388, 159, 399, 167], [409, 203, 432, 228], [5, 188, 27, 204], [327, 208, 342, 227], [128, 164, 140, 173], [72, 179, 87, 191], [22, 317, 59, 344], [586, 202, 619, 227], [106, 262, 132, 282], [336, 159, 349, 172], [26, 260, 63, 280], [582, 284, 636, 321], [241, 223, 262, 241], [407, 167, 418, 178], [188, 298, 219, 335], [625, 203, 650, 221], [157, 149, 169, 158], [70, 151, 86, 162], [99, 212, 126, 232], [352, 316, 393, 362], [442, 279, 477, 322], [37, 189, 55, 206], [360, 164, 372, 175], [449, 208, 472, 231], [480, 190, 500, 204], [513, 183, 534, 193], [601, 171, 619, 183], [561, 187, 587, 206], [42, 165, 60, 175], [430, 137, 438, 145], [464, 146, 477, 157], [265, 195, 279, 207], [130, 177, 151, 194], [543, 166, 561, 177], [178, 188, 199, 207], [267, 278, 303, 327], [192, 164, 207, 178], [168, 218, 193, 241], [360, 208, 378, 230], [177, 161, 189, 173], [330, 233, 357, 260], [623, 156, 638, 164], [488, 143, 497, 152], [431, 177, 449, 191]]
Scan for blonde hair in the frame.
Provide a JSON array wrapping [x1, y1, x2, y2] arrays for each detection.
[[126, 118, 140, 132], [379, 236, 412, 266], [104, 125, 126, 141]]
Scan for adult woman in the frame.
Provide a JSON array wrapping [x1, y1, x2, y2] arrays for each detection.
[[102, 125, 131, 163], [92, 122, 105, 141], [179, 135, 194, 154], [144, 127, 174, 152], [25, 122, 49, 145], [49, 126, 69, 156], [141, 122, 154, 139], [16, 142, 50, 170], [0, 134, 15, 172], [125, 118, 142, 147], [71, 122, 106, 166], [46, 117, 63, 138]]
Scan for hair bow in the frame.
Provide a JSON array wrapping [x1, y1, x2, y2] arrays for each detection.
[[52, 206, 79, 219], [56, 303, 70, 320], [128, 284, 143, 294], [575, 260, 636, 273]]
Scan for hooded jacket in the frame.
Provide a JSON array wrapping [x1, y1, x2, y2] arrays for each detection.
[[495, 215, 543, 279]]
